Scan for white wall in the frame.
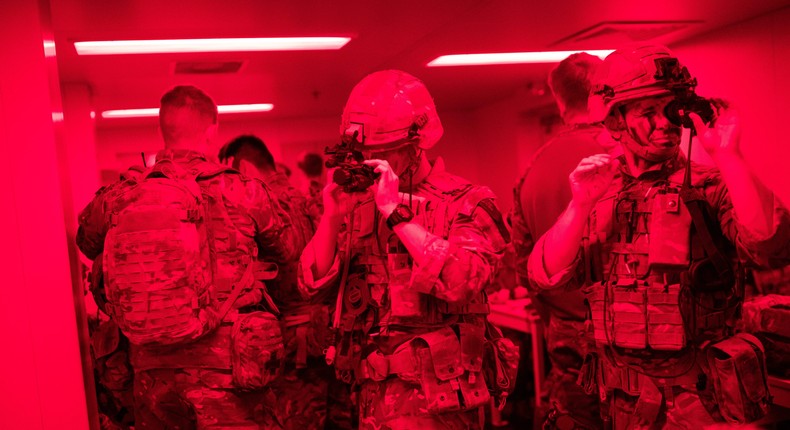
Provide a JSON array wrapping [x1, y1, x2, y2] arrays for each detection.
[[672, 6, 790, 194], [0, 1, 92, 429]]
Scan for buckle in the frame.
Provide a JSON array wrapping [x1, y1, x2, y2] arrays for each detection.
[[622, 367, 641, 394]]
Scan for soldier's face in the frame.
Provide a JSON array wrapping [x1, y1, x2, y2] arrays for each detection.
[[362, 145, 418, 179], [622, 95, 682, 154]]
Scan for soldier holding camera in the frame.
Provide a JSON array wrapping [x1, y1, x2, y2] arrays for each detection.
[[528, 45, 790, 428], [298, 70, 516, 429]]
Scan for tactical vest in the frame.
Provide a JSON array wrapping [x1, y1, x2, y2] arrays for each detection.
[[332, 167, 516, 411], [584, 170, 739, 372], [339, 171, 495, 333]]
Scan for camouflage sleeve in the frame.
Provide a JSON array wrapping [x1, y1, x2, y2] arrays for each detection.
[[410, 197, 509, 304], [241, 178, 305, 264], [76, 182, 121, 260], [708, 177, 790, 268]]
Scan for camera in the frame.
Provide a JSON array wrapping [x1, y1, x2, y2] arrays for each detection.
[[324, 130, 380, 193], [653, 57, 715, 128]]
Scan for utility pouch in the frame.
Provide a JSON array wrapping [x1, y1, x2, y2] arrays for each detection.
[[483, 322, 520, 408], [416, 327, 489, 413], [646, 284, 685, 351], [230, 311, 284, 390], [648, 191, 691, 271], [706, 333, 771, 424], [578, 352, 599, 396], [612, 283, 647, 349], [459, 323, 485, 375], [588, 283, 611, 347]]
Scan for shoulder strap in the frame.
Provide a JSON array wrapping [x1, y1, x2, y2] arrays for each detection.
[[679, 184, 733, 280]]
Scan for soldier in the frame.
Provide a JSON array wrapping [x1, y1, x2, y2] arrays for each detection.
[[297, 152, 325, 201], [528, 44, 790, 428], [298, 152, 327, 219], [299, 70, 515, 429], [86, 166, 144, 430], [219, 135, 352, 429], [511, 52, 613, 429], [77, 85, 303, 429]]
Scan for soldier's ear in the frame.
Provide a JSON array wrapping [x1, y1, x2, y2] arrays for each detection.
[[604, 108, 627, 140], [205, 123, 219, 142]]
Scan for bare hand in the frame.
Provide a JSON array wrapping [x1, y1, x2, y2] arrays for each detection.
[[691, 101, 741, 158], [363, 159, 400, 217], [569, 154, 619, 207], [322, 168, 368, 221]]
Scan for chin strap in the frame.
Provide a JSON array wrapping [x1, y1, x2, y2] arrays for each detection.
[[623, 138, 679, 163]]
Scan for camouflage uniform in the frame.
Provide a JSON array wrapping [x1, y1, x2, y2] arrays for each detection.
[[299, 158, 510, 430], [86, 167, 144, 430], [529, 156, 790, 429], [261, 171, 353, 430], [305, 179, 325, 220], [77, 149, 303, 429], [90, 313, 135, 430], [511, 124, 615, 428]]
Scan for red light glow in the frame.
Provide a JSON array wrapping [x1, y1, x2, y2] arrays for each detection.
[[426, 50, 615, 66], [101, 103, 274, 119], [74, 37, 352, 55]]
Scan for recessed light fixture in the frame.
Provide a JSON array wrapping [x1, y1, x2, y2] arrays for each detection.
[[426, 50, 615, 66], [101, 103, 274, 119], [74, 37, 351, 55], [43, 40, 57, 57]]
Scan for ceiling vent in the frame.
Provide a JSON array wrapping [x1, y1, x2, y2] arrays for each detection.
[[551, 20, 702, 47], [173, 61, 244, 74]]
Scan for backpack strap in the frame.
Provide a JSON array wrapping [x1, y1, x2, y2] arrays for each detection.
[[216, 261, 281, 320]]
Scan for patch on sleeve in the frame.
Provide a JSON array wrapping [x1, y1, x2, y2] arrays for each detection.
[[477, 198, 511, 243]]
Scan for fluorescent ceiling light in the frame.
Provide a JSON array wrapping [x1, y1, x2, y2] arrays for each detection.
[[427, 50, 615, 66], [101, 103, 274, 119], [218, 103, 274, 114], [74, 37, 351, 55], [43, 40, 57, 57]]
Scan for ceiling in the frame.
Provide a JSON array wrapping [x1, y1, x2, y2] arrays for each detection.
[[50, 0, 790, 126]]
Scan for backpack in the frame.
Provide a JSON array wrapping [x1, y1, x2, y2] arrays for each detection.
[[103, 159, 224, 346]]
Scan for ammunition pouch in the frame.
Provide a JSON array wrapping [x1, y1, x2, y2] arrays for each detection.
[[357, 326, 491, 414], [230, 311, 285, 390], [705, 333, 771, 424], [588, 282, 685, 351], [483, 322, 520, 409]]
